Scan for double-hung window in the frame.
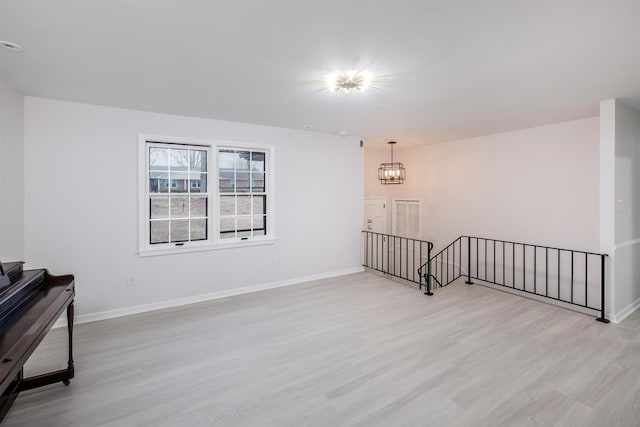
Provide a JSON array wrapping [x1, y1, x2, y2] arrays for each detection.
[[218, 149, 267, 239], [139, 135, 274, 255]]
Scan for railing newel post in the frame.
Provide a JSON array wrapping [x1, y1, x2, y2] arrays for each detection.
[[596, 254, 610, 323], [425, 242, 433, 296]]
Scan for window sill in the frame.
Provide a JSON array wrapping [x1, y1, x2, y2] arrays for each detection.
[[138, 238, 276, 257]]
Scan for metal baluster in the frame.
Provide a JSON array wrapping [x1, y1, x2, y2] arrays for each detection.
[[413, 240, 416, 282], [571, 251, 574, 303], [545, 247, 549, 297], [453, 240, 456, 281], [364, 232, 368, 268], [584, 253, 588, 308], [405, 238, 408, 280], [512, 243, 515, 288], [484, 239, 488, 281], [476, 238, 479, 278], [534, 246, 537, 292], [466, 237, 473, 284], [446, 247, 449, 284], [522, 244, 525, 291], [503, 241, 506, 286], [557, 249, 561, 300], [459, 238, 462, 277], [419, 242, 423, 290], [393, 236, 396, 276]]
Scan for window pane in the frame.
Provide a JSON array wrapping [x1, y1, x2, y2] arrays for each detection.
[[150, 197, 169, 219], [170, 197, 189, 218], [251, 152, 265, 172], [251, 173, 265, 192], [150, 221, 169, 244], [190, 219, 207, 241], [219, 150, 235, 170], [236, 151, 250, 171], [219, 170, 234, 192], [220, 217, 235, 239], [190, 150, 207, 172], [236, 172, 250, 192], [252, 215, 266, 233], [237, 196, 251, 215], [170, 148, 188, 169], [150, 172, 169, 194], [149, 148, 168, 170], [220, 195, 235, 216], [170, 177, 188, 193], [171, 219, 189, 242], [189, 172, 207, 193], [253, 228, 266, 236], [252, 195, 265, 215], [238, 217, 251, 233], [190, 196, 207, 217]]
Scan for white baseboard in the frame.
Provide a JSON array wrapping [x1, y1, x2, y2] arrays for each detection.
[[54, 266, 364, 328], [610, 296, 640, 324]]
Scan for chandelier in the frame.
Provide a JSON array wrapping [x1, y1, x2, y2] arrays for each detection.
[[327, 70, 373, 93], [378, 141, 406, 184]]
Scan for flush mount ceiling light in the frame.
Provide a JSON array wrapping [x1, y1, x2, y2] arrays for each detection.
[[0, 41, 24, 53], [378, 141, 406, 184], [326, 70, 373, 93]]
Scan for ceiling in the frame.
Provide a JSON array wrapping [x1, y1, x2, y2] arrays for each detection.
[[1, 0, 639, 145]]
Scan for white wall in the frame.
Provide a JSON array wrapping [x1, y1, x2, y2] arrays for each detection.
[[365, 117, 600, 252], [0, 78, 24, 261], [24, 97, 363, 318], [613, 100, 640, 316], [599, 99, 616, 317]]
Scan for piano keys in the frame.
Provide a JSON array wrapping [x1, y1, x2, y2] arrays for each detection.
[[0, 261, 75, 422]]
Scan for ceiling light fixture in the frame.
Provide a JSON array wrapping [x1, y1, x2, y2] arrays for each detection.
[[378, 141, 406, 184], [327, 70, 373, 93], [0, 41, 24, 53]]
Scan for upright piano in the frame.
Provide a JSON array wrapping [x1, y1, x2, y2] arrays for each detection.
[[0, 261, 75, 422]]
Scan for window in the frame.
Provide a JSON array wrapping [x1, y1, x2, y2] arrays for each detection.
[[139, 135, 274, 255], [146, 143, 209, 245], [218, 149, 267, 239]]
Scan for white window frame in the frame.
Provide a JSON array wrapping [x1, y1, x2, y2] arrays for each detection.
[[138, 134, 275, 256]]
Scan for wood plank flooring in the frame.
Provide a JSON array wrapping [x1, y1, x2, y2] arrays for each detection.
[[4, 272, 640, 426]]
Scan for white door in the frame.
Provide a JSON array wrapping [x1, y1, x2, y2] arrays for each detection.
[[393, 200, 420, 238], [392, 200, 421, 278], [363, 197, 388, 272]]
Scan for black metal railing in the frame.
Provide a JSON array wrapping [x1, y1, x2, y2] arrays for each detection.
[[419, 236, 609, 323], [362, 231, 433, 291], [420, 236, 466, 291]]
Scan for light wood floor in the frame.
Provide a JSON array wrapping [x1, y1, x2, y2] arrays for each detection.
[[4, 272, 640, 426]]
